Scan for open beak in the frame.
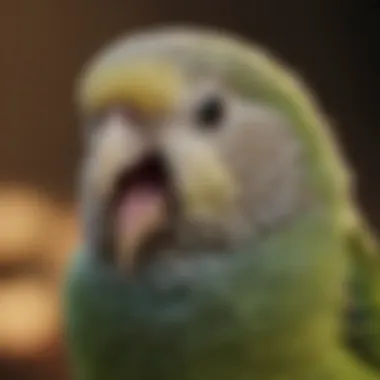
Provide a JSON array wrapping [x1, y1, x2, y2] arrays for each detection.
[[78, 61, 184, 273], [90, 111, 175, 273], [109, 149, 174, 272]]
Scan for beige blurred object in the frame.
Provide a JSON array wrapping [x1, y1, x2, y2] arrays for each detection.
[[0, 279, 59, 358], [0, 186, 56, 263], [0, 184, 78, 360]]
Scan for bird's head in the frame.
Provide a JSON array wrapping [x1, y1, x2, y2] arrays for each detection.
[[76, 27, 351, 278]]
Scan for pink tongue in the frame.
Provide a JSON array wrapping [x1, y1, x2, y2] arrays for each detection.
[[116, 184, 167, 242]]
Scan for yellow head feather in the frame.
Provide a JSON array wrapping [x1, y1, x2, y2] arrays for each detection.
[[77, 61, 183, 115]]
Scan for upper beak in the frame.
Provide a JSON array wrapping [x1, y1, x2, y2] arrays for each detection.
[[88, 110, 150, 200], [79, 60, 183, 201]]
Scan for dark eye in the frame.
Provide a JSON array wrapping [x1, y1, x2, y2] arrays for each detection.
[[195, 96, 225, 130]]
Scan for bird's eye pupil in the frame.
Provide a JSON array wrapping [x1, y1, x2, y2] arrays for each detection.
[[196, 96, 225, 129]]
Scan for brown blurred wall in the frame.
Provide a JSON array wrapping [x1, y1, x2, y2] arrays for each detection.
[[0, 1, 378, 379]]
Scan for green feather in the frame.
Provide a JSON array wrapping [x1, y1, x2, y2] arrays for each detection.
[[346, 218, 380, 369]]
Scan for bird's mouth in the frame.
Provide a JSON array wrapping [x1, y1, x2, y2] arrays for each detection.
[[108, 152, 177, 272]]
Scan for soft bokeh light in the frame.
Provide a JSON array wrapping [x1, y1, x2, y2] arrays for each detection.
[[0, 185, 78, 370], [0, 279, 59, 357], [0, 187, 54, 257]]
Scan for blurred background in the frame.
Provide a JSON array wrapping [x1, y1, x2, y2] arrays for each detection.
[[0, 0, 378, 379]]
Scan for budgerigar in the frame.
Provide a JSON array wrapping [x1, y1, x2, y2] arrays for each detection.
[[64, 26, 380, 380]]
